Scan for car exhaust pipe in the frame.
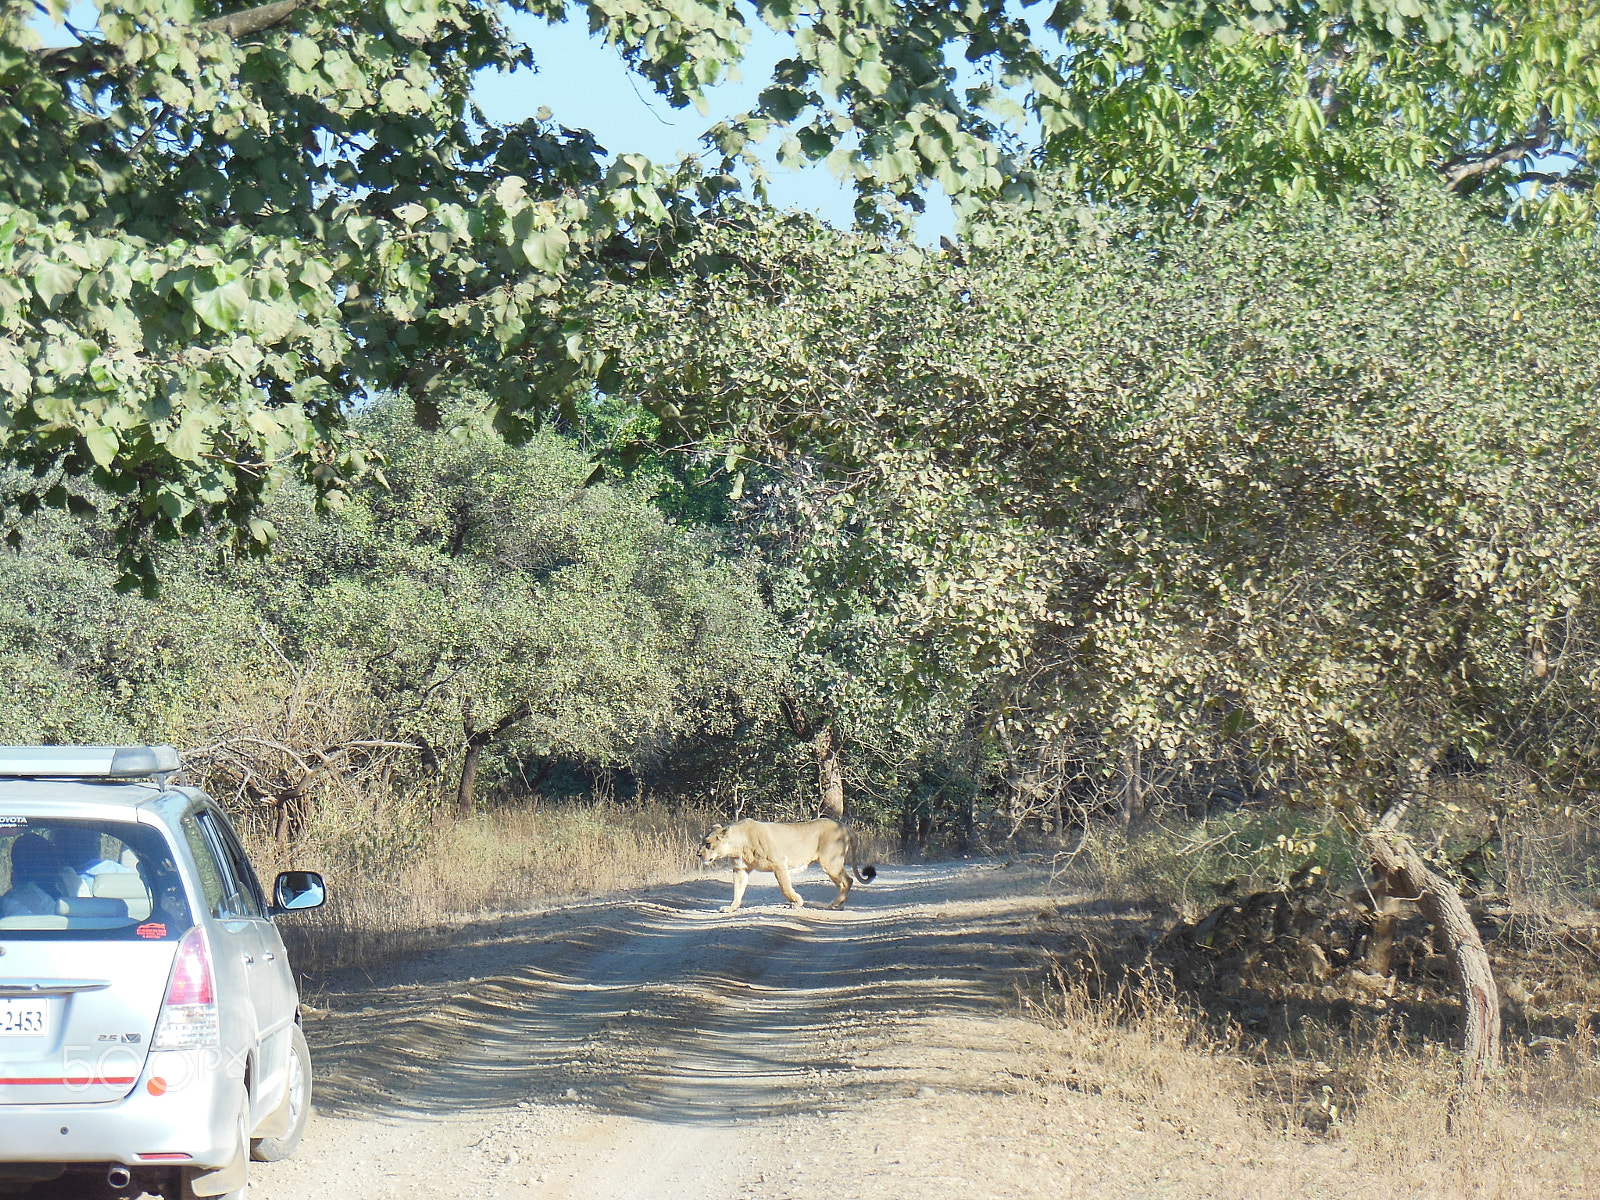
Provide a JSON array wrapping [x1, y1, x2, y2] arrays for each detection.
[[106, 1165, 133, 1191]]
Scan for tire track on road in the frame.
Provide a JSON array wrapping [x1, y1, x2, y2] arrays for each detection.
[[253, 861, 1053, 1199]]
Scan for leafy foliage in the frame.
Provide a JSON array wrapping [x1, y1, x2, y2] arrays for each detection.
[[1030, 0, 1600, 221], [0, 402, 793, 818], [591, 186, 1600, 813], [4, 0, 1597, 588], [1, 0, 691, 590]]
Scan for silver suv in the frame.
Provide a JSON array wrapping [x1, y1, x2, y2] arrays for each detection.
[[0, 746, 325, 1199]]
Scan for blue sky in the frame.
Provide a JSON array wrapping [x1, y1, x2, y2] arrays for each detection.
[[473, 13, 957, 242]]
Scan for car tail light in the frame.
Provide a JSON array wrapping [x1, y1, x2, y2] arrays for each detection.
[[152, 927, 219, 1050]]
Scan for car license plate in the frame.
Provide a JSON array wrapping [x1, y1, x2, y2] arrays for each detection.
[[0, 998, 48, 1037]]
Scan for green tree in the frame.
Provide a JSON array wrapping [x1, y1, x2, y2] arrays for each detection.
[[589, 186, 1600, 1088], [740, 468, 982, 824], [1032, 0, 1599, 220], [589, 405, 985, 829], [222, 401, 793, 813], [5, 0, 1598, 586], [0, 505, 271, 743], [0, 401, 791, 827]]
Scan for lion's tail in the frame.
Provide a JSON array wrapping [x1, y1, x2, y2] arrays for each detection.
[[845, 825, 877, 884]]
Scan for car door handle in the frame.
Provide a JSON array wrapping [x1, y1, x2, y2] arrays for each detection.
[[264, 952, 276, 962], [242, 953, 255, 965]]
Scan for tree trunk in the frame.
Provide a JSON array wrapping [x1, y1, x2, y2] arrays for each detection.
[[995, 717, 1024, 831], [900, 789, 921, 852], [1366, 829, 1501, 1093], [272, 795, 291, 850], [456, 700, 532, 818], [1120, 739, 1143, 828], [271, 789, 305, 848], [517, 758, 555, 803], [1362, 902, 1400, 979], [779, 693, 846, 818], [456, 741, 487, 817], [814, 721, 845, 819], [1359, 872, 1411, 977]]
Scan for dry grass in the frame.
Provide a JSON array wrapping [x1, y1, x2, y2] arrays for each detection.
[[1028, 961, 1600, 1198], [248, 797, 714, 973], [1027, 813, 1600, 1200], [1057, 813, 1368, 923]]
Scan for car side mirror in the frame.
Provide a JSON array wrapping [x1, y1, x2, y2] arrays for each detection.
[[272, 870, 326, 914]]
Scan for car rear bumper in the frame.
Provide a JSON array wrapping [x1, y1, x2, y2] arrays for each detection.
[[0, 1049, 241, 1168]]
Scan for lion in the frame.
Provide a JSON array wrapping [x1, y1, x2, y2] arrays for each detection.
[[698, 818, 877, 912]]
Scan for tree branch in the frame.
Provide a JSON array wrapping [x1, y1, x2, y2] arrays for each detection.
[[1440, 107, 1553, 194], [198, 0, 311, 39], [464, 701, 534, 751], [1515, 169, 1596, 191], [38, 0, 313, 65], [778, 691, 816, 741]]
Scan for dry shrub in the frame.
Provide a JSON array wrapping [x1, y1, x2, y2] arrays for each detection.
[[173, 647, 726, 974], [248, 796, 712, 973], [1029, 957, 1247, 1105], [1059, 812, 1370, 924], [1496, 803, 1600, 953], [1299, 1026, 1600, 1198], [848, 821, 899, 872], [1058, 824, 1199, 914], [180, 658, 425, 848]]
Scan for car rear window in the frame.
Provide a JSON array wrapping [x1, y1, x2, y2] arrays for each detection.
[[0, 818, 194, 941]]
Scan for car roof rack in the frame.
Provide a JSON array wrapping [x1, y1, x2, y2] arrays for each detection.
[[0, 746, 182, 782]]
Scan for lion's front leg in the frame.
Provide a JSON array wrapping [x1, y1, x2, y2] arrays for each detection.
[[773, 862, 805, 909], [722, 865, 749, 913]]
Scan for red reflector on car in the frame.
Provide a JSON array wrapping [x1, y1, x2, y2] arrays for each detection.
[[0, 1076, 136, 1086], [135, 1153, 193, 1162], [146, 1077, 167, 1096]]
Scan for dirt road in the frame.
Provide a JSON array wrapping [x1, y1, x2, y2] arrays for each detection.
[[248, 862, 1381, 1200]]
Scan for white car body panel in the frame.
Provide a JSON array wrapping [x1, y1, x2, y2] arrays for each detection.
[[0, 763, 317, 1187]]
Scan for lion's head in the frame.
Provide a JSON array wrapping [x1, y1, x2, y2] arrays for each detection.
[[699, 825, 735, 864]]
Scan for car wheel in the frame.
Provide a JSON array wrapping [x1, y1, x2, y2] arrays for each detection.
[[251, 1024, 312, 1162]]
